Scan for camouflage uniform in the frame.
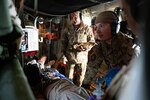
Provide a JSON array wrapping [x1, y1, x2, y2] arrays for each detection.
[[61, 23, 95, 86], [83, 32, 135, 91]]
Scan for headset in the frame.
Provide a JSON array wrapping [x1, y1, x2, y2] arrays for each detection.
[[79, 11, 83, 21], [110, 11, 120, 36]]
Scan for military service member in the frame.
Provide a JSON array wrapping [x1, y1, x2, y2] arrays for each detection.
[[83, 11, 136, 93], [61, 11, 95, 86], [103, 0, 147, 99]]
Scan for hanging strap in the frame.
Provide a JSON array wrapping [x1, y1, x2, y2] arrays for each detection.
[[34, 0, 38, 16]]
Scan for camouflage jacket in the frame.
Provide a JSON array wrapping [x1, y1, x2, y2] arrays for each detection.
[[61, 23, 95, 63], [83, 32, 135, 85]]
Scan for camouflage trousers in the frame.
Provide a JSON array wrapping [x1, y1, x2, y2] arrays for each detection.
[[66, 61, 87, 86]]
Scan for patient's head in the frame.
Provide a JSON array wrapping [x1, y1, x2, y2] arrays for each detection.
[[23, 64, 42, 87]]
